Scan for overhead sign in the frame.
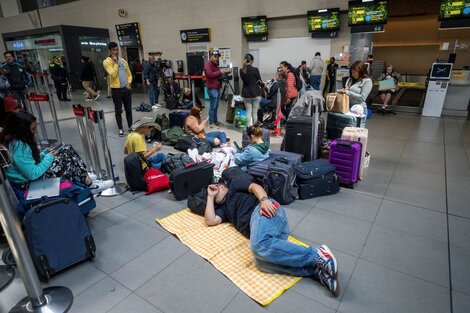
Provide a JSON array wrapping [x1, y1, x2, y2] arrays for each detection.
[[5, 34, 63, 51], [116, 22, 142, 46], [180, 28, 210, 43]]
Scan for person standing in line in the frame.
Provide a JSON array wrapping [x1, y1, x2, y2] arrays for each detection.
[[240, 53, 262, 127], [279, 61, 298, 118], [204, 50, 230, 128], [143, 55, 160, 107], [325, 57, 339, 94], [340, 60, 373, 112], [49, 57, 70, 102], [309, 52, 324, 91], [80, 56, 99, 101], [103, 42, 133, 137], [1, 51, 31, 110]]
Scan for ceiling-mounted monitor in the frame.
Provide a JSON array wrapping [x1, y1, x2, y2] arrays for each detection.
[[308, 8, 340, 33], [348, 0, 388, 26], [241, 16, 268, 36], [438, 0, 470, 21]]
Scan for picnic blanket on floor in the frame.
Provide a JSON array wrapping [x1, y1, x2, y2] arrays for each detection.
[[156, 208, 305, 305]]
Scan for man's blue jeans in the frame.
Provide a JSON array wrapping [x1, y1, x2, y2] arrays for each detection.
[[309, 75, 321, 91], [208, 88, 220, 124], [148, 152, 167, 170], [205, 131, 227, 147], [250, 204, 319, 276], [148, 82, 160, 104]]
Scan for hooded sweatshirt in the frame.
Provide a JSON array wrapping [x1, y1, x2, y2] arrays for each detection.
[[234, 141, 270, 170]]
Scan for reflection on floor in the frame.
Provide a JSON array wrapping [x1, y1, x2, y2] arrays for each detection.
[[1, 91, 469, 313]]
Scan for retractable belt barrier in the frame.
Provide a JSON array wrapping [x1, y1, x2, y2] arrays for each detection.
[[174, 75, 205, 106], [27, 73, 63, 147], [0, 166, 73, 313], [72, 105, 128, 196]]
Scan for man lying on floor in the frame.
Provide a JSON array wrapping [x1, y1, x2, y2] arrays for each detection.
[[204, 180, 340, 297]]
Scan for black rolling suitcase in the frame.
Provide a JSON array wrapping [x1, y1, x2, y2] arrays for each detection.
[[170, 162, 215, 200], [294, 159, 339, 199], [283, 99, 323, 161], [326, 112, 365, 140], [24, 198, 96, 281]]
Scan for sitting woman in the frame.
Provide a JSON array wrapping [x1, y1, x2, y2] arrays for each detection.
[[124, 117, 167, 170], [234, 122, 270, 171], [163, 76, 181, 110], [184, 106, 227, 148], [0, 111, 113, 193], [377, 64, 400, 110], [178, 88, 202, 109]]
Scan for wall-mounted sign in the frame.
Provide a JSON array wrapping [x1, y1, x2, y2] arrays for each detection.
[[116, 22, 142, 46], [217, 48, 231, 68], [5, 34, 63, 51], [180, 28, 210, 43]]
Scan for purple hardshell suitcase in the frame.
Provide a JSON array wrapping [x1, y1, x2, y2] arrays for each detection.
[[328, 139, 362, 187]]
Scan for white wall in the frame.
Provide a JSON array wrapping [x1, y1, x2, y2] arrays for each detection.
[[248, 37, 331, 79]]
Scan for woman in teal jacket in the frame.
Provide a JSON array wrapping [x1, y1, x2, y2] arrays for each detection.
[[234, 122, 270, 171], [0, 111, 112, 192]]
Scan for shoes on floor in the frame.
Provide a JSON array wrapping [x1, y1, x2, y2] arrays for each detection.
[[88, 173, 97, 181], [316, 244, 338, 279], [118, 130, 124, 137], [152, 105, 160, 110], [82, 91, 88, 95], [209, 123, 215, 129], [154, 103, 162, 107], [85, 97, 93, 102], [94, 94, 100, 101], [312, 267, 340, 297], [89, 179, 114, 194], [215, 121, 223, 127]]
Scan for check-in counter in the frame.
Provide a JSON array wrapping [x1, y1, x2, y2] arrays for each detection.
[[442, 69, 470, 117]]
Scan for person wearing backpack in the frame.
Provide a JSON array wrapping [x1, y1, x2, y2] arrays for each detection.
[[234, 122, 270, 171], [279, 61, 298, 118], [1, 51, 31, 110], [308, 52, 325, 91], [124, 117, 167, 170], [202, 180, 340, 297]]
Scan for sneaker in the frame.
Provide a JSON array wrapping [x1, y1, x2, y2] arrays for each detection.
[[82, 91, 88, 95], [154, 103, 162, 107], [94, 94, 100, 101], [215, 121, 223, 127], [85, 97, 93, 102], [118, 130, 124, 137], [152, 105, 159, 110], [89, 179, 114, 194], [317, 245, 338, 279], [88, 173, 97, 181], [313, 268, 340, 297], [209, 123, 215, 128]]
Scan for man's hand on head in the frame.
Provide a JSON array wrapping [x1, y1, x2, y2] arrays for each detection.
[[207, 184, 219, 198]]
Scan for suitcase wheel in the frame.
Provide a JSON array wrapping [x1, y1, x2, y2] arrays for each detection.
[[2, 247, 15, 267]]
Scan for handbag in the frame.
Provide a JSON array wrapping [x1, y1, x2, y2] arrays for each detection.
[[326, 92, 349, 114], [3, 95, 18, 113], [379, 78, 396, 91], [144, 168, 170, 195]]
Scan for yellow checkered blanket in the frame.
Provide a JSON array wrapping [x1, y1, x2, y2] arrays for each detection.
[[156, 209, 304, 305]]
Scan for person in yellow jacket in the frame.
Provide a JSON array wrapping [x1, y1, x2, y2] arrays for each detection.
[[103, 42, 133, 137]]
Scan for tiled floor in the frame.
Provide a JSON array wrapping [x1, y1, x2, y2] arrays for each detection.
[[1, 91, 469, 313]]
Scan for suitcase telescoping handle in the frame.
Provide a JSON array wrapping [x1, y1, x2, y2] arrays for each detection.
[[336, 139, 353, 148], [274, 157, 289, 164], [33, 198, 70, 213]]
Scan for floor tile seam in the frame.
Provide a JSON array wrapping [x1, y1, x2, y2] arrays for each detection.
[[382, 197, 447, 214], [443, 122, 454, 313], [372, 220, 449, 246], [340, 189, 386, 201], [219, 291, 243, 313], [447, 212, 470, 221], [69, 273, 109, 298], [118, 199, 166, 217], [356, 256, 452, 291], [331, 254, 362, 313], [106, 230, 171, 279], [288, 288, 341, 312], [130, 249, 192, 293], [93, 198, 135, 216], [311, 204, 376, 225], [288, 204, 317, 234]]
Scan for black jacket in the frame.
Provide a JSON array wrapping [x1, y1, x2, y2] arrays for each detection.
[[80, 62, 96, 81], [240, 65, 262, 98]]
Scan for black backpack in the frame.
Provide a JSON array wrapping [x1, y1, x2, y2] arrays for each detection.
[[174, 135, 213, 154], [293, 71, 302, 92], [263, 158, 297, 205], [160, 153, 193, 175], [187, 187, 208, 216], [220, 167, 254, 186], [124, 153, 148, 192], [7, 65, 26, 90]]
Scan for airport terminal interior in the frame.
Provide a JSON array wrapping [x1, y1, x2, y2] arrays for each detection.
[[0, 0, 470, 313]]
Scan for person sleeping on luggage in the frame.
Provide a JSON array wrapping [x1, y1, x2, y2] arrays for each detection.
[[0, 111, 113, 194], [124, 117, 167, 170], [234, 122, 270, 171], [184, 106, 228, 148], [203, 179, 340, 297]]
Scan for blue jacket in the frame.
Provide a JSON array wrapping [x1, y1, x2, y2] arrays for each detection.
[[5, 140, 54, 184], [143, 61, 159, 84], [234, 142, 270, 170]]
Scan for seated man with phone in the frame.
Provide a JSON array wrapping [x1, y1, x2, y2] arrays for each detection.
[[203, 179, 340, 297]]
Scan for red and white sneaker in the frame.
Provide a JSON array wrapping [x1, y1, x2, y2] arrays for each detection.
[[317, 244, 338, 279]]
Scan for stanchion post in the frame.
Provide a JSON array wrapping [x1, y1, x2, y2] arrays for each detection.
[[73, 105, 94, 174], [0, 167, 73, 313], [32, 99, 49, 146], [43, 75, 63, 143], [85, 108, 104, 180], [96, 110, 128, 197]]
